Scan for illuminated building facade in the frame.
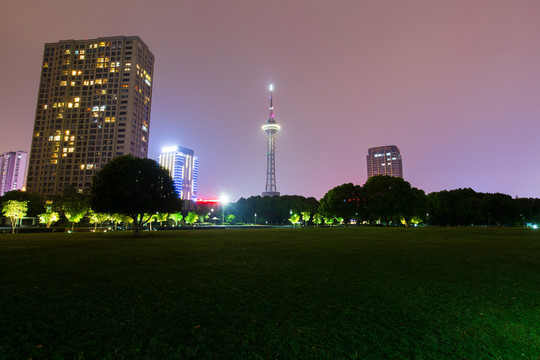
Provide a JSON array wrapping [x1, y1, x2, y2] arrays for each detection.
[[262, 85, 280, 197], [158, 146, 199, 201], [0, 151, 27, 196], [367, 145, 403, 178], [26, 36, 154, 195]]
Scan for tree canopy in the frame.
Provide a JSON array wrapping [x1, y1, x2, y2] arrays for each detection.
[[319, 183, 363, 225], [2, 200, 28, 233], [90, 155, 181, 236]]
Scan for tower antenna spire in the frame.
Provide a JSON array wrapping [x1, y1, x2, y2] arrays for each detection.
[[269, 84, 274, 119]]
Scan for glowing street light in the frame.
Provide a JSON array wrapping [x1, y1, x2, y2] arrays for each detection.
[[220, 195, 229, 225]]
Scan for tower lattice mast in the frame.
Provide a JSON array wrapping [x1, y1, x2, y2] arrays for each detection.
[[262, 84, 280, 197]]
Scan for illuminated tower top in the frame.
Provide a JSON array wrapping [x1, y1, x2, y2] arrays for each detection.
[[262, 84, 280, 197]]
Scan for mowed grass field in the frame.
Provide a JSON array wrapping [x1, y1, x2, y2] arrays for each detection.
[[0, 228, 539, 359]]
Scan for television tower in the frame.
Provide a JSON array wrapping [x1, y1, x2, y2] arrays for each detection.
[[262, 84, 280, 197]]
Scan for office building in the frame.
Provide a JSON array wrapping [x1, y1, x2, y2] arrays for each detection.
[[262, 84, 280, 197], [367, 145, 403, 178], [26, 36, 154, 195], [0, 151, 28, 196], [158, 146, 199, 201]]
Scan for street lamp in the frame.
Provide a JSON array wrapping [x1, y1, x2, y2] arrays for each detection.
[[220, 195, 229, 225], [254, 213, 257, 225]]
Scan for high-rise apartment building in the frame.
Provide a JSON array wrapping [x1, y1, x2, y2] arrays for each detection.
[[0, 151, 28, 196], [26, 36, 154, 195], [158, 146, 199, 201], [367, 145, 403, 178]]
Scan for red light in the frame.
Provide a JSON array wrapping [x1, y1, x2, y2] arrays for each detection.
[[196, 199, 221, 204]]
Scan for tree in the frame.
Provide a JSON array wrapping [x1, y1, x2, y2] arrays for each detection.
[[226, 214, 236, 224], [109, 213, 124, 231], [185, 211, 198, 226], [63, 198, 87, 231], [363, 175, 426, 226], [319, 183, 363, 226], [155, 212, 169, 227], [230, 195, 319, 225], [0, 191, 44, 217], [289, 213, 300, 227], [38, 210, 59, 229], [170, 212, 183, 226], [323, 216, 335, 226], [90, 155, 182, 237], [428, 189, 483, 226], [312, 213, 323, 226], [88, 210, 110, 231], [2, 200, 28, 233], [480, 193, 519, 226], [301, 211, 311, 226]]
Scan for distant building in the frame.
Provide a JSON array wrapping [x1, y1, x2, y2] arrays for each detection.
[[367, 145, 403, 178], [26, 36, 155, 196], [0, 151, 28, 196], [158, 146, 198, 201]]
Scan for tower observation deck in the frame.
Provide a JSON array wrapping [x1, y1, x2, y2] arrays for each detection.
[[262, 84, 280, 197]]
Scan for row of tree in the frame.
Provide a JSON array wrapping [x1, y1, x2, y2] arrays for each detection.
[[2, 155, 539, 234], [226, 176, 540, 227]]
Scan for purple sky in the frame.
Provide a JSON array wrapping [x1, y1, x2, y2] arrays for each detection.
[[2, 0, 540, 201]]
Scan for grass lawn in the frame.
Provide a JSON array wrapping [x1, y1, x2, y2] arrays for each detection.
[[0, 227, 539, 359]]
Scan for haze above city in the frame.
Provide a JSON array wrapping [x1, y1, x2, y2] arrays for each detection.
[[2, 0, 539, 201]]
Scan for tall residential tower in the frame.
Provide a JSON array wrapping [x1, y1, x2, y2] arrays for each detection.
[[367, 145, 403, 178], [262, 84, 280, 197], [158, 146, 199, 201], [26, 36, 154, 196], [0, 151, 28, 196]]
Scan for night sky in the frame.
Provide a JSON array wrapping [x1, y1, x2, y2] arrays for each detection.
[[2, 0, 540, 201]]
